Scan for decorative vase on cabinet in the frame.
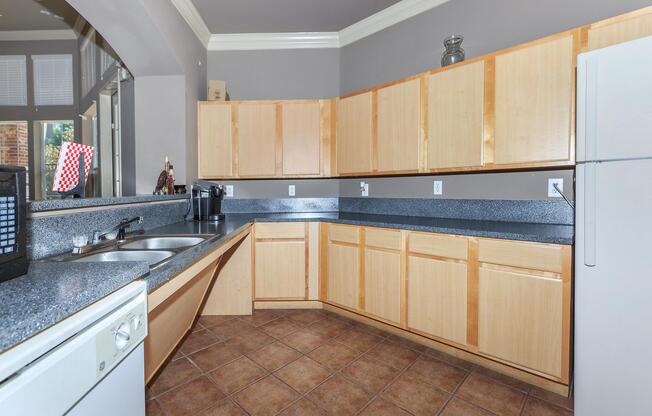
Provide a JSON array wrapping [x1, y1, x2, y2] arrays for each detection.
[[441, 35, 465, 67]]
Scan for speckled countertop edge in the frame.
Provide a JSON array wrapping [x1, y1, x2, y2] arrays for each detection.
[[28, 194, 189, 212], [0, 262, 150, 354]]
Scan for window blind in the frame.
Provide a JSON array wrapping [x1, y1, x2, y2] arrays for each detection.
[[100, 48, 116, 79], [0, 55, 27, 106], [32, 54, 74, 106], [81, 33, 97, 97]]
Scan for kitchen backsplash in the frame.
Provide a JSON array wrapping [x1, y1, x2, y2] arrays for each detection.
[[27, 199, 188, 259]]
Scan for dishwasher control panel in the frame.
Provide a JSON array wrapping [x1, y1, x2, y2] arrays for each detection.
[[95, 296, 147, 379]]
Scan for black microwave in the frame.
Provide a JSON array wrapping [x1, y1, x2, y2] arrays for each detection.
[[0, 166, 28, 282]]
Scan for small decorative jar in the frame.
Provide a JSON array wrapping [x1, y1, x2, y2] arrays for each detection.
[[441, 35, 465, 67]]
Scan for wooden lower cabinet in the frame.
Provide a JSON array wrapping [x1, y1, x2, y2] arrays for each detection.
[[407, 256, 468, 345], [478, 266, 564, 379], [255, 240, 306, 299], [254, 223, 307, 300], [327, 242, 359, 309], [145, 263, 217, 381], [364, 247, 401, 324]]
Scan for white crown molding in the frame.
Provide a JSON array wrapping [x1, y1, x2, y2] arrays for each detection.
[[173, 0, 453, 51], [169, 0, 212, 46], [339, 0, 452, 47], [0, 30, 77, 41], [208, 32, 339, 51]]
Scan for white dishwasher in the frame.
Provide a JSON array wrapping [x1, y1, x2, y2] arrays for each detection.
[[0, 280, 148, 416]]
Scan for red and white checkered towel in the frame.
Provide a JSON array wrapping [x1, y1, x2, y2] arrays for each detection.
[[52, 142, 95, 192]]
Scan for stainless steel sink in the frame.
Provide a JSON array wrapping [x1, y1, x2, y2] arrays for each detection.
[[74, 250, 175, 267], [120, 236, 206, 250]]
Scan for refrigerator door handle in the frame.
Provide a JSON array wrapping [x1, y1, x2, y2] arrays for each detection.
[[584, 57, 599, 162], [584, 163, 597, 266]]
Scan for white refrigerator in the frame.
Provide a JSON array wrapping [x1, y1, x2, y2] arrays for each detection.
[[575, 36, 652, 415]]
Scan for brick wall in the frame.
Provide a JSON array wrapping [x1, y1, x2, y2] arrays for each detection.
[[0, 122, 29, 167]]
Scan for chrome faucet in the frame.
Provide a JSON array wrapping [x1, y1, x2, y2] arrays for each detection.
[[92, 216, 143, 244]]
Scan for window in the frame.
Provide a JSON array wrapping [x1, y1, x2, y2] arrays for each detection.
[[81, 31, 97, 97], [0, 55, 27, 106], [32, 55, 74, 106], [100, 47, 116, 79], [33, 120, 74, 199]]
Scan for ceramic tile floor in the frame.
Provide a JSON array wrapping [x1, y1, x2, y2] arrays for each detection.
[[146, 309, 574, 416]]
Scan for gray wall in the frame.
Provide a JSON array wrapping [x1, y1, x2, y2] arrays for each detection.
[[211, 178, 340, 199], [207, 48, 339, 99], [339, 169, 575, 200], [340, 0, 652, 93], [208, 169, 573, 200]]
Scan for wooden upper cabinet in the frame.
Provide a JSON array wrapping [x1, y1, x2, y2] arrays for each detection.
[[428, 61, 484, 169], [376, 79, 421, 173], [494, 35, 574, 165], [237, 103, 277, 177], [336, 92, 373, 174], [588, 11, 652, 51], [198, 103, 233, 178], [282, 101, 321, 176]]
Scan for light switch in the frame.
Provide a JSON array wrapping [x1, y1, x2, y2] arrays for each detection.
[[288, 185, 296, 196], [225, 185, 234, 197], [433, 180, 443, 196], [548, 178, 563, 198]]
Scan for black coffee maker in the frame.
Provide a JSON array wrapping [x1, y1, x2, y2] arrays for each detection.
[[192, 183, 225, 222]]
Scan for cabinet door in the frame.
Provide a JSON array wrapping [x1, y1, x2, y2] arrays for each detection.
[[364, 248, 401, 324], [478, 266, 563, 378], [255, 241, 306, 299], [407, 256, 467, 345], [198, 103, 233, 178], [336, 92, 373, 174], [494, 35, 574, 165], [588, 12, 652, 51], [327, 243, 359, 309], [377, 79, 420, 172], [282, 101, 321, 176], [428, 61, 484, 169], [238, 103, 277, 176]]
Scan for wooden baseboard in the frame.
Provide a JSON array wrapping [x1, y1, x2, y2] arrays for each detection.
[[322, 303, 570, 397], [254, 300, 323, 310]]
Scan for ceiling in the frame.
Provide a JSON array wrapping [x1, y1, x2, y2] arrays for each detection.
[[190, 0, 403, 33], [0, 0, 79, 31]]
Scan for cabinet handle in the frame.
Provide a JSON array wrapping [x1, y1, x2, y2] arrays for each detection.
[[584, 163, 597, 267]]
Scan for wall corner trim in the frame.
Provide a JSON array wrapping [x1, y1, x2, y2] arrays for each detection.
[[207, 32, 340, 51], [0, 30, 77, 41], [176, 0, 454, 51], [339, 0, 452, 47], [169, 0, 212, 47]]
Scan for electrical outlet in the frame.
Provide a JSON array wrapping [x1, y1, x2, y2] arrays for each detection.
[[288, 185, 296, 196], [225, 185, 234, 197], [433, 180, 443, 196], [548, 178, 564, 198], [360, 181, 369, 197]]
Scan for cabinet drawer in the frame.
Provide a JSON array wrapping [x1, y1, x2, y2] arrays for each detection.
[[255, 222, 305, 239], [328, 224, 360, 244], [408, 232, 468, 260], [365, 228, 402, 250], [478, 239, 565, 273]]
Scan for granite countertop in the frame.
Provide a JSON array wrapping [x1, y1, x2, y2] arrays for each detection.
[[0, 210, 573, 355], [116, 210, 575, 293], [0, 262, 150, 354], [28, 194, 189, 213]]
